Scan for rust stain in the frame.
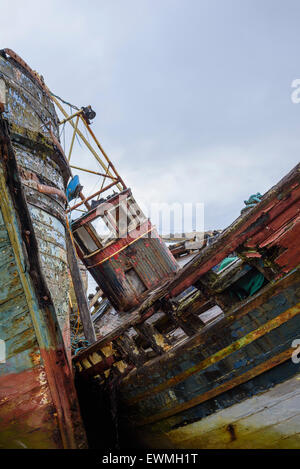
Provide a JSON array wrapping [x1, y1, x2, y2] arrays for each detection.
[[29, 351, 41, 366], [227, 424, 237, 442]]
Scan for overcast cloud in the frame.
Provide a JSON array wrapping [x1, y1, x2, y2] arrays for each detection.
[[1, 0, 300, 231]]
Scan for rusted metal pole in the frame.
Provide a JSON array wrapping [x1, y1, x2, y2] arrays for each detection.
[[67, 180, 119, 213], [79, 115, 127, 191], [68, 115, 80, 161], [70, 164, 118, 179], [66, 229, 96, 344], [50, 95, 123, 191]]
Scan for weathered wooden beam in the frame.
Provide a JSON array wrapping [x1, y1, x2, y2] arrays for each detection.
[[163, 306, 199, 337], [66, 229, 96, 344], [135, 323, 170, 355], [88, 289, 103, 309], [116, 333, 147, 367]]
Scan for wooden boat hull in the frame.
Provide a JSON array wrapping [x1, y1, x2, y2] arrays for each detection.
[[0, 50, 71, 355], [0, 50, 86, 448], [137, 372, 300, 449], [118, 269, 300, 448]]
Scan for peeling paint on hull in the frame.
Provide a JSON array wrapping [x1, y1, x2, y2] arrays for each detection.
[[136, 372, 300, 449], [0, 50, 86, 448], [0, 52, 70, 350]]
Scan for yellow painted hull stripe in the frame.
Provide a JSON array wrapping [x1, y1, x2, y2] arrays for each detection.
[[126, 302, 300, 406], [135, 347, 294, 427]]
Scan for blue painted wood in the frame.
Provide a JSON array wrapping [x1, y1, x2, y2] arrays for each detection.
[[118, 270, 300, 441], [0, 50, 86, 449]]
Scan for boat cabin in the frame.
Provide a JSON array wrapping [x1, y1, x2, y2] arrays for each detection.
[[71, 188, 178, 312]]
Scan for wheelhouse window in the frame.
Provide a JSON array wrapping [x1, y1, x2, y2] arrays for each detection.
[[91, 217, 114, 242], [72, 194, 148, 255], [109, 203, 132, 235], [125, 267, 147, 295], [74, 225, 100, 255]]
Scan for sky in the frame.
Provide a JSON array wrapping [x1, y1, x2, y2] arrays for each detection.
[[2, 0, 300, 232]]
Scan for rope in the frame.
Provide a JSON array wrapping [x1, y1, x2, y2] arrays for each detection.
[[74, 308, 81, 337], [50, 91, 80, 111], [66, 215, 92, 355], [241, 193, 262, 214]]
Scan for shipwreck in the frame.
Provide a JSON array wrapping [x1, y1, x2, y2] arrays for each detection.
[[0, 49, 300, 449]]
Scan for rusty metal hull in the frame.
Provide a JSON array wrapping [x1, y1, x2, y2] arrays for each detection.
[[0, 50, 86, 448]]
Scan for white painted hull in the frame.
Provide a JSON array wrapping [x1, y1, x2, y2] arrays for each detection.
[[152, 372, 300, 449]]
